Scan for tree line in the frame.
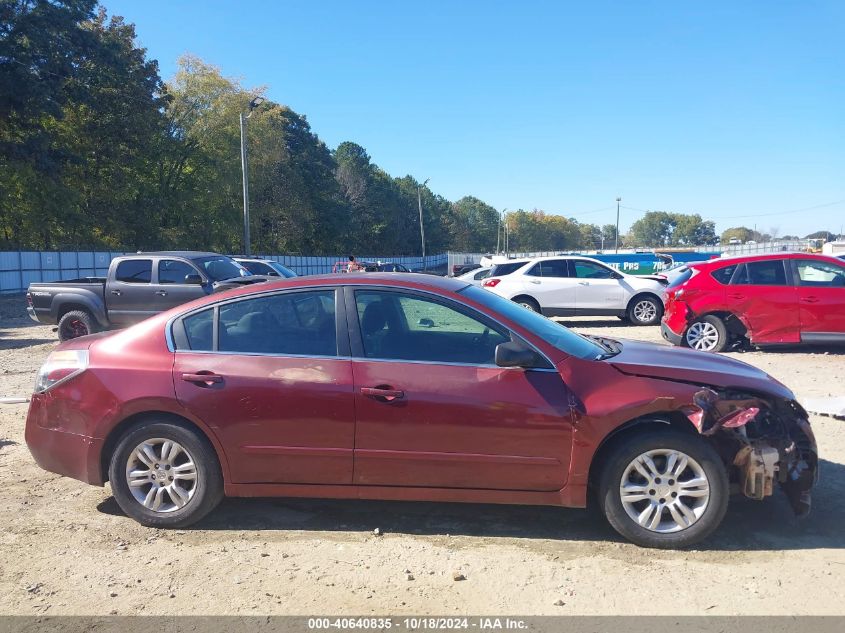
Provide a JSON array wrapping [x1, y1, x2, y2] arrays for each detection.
[[3, 2, 835, 256]]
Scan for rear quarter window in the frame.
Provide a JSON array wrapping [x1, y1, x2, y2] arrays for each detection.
[[710, 264, 737, 285], [491, 262, 528, 276]]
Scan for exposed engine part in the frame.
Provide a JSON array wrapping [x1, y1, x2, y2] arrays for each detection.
[[733, 444, 779, 499], [682, 388, 818, 515]]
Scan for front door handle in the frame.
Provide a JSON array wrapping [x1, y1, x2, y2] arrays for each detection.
[[182, 372, 223, 387], [802, 296, 820, 303], [111, 289, 122, 296], [578, 281, 589, 286], [528, 279, 541, 284], [155, 290, 168, 296], [728, 293, 746, 300], [361, 386, 404, 402]]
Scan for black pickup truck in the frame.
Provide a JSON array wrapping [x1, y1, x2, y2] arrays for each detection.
[[27, 251, 268, 340]]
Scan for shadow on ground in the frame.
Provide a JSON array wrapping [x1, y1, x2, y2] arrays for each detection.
[[97, 457, 845, 553]]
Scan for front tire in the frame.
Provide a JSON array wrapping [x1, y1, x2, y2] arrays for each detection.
[[58, 310, 97, 341], [108, 421, 223, 528], [684, 315, 728, 352], [598, 430, 728, 549], [627, 296, 662, 326]]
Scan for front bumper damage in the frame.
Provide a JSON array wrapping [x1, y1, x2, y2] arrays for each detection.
[[683, 388, 818, 516]]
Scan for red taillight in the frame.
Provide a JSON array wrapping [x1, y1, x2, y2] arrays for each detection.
[[483, 278, 501, 288]]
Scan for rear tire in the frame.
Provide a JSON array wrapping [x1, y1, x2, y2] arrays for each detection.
[[598, 429, 729, 549], [108, 421, 224, 528], [627, 296, 662, 326], [512, 296, 541, 313], [57, 310, 97, 341], [684, 315, 728, 352]]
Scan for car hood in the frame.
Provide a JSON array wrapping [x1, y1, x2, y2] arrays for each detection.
[[605, 338, 794, 400], [211, 275, 271, 289]]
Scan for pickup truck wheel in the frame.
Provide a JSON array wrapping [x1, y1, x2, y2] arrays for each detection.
[[598, 430, 729, 549], [58, 310, 98, 341], [108, 421, 224, 528]]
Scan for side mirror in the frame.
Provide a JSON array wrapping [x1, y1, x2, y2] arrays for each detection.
[[495, 341, 545, 369], [185, 274, 203, 285], [417, 318, 435, 328], [611, 271, 623, 280]]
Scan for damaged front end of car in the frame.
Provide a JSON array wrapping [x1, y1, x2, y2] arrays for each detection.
[[682, 388, 818, 516]]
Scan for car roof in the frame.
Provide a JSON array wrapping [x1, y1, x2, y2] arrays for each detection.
[[135, 251, 223, 259], [690, 252, 843, 269], [206, 272, 469, 300]]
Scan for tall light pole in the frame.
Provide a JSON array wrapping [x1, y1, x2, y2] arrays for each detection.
[[240, 96, 265, 256], [615, 197, 622, 253], [496, 208, 507, 254], [417, 178, 429, 270]]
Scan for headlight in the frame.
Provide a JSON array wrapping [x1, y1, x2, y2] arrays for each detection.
[[34, 350, 89, 393]]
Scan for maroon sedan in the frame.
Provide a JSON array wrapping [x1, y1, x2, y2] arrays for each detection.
[[26, 274, 817, 548]]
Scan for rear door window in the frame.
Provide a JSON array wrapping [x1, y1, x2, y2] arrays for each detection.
[[217, 290, 337, 356], [115, 259, 152, 284], [525, 260, 570, 277], [733, 260, 788, 286], [182, 308, 214, 351]]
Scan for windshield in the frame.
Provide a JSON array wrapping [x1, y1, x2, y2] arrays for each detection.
[[459, 286, 607, 360], [269, 262, 297, 278], [192, 256, 248, 281], [666, 267, 693, 289]]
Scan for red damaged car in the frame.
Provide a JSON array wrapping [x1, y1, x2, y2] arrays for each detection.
[[26, 274, 816, 548], [662, 253, 845, 352]]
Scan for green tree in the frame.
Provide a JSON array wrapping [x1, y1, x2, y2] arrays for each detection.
[[721, 227, 754, 244], [447, 196, 499, 252], [629, 211, 675, 247]]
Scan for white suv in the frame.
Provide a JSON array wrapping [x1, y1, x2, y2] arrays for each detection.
[[481, 256, 666, 325]]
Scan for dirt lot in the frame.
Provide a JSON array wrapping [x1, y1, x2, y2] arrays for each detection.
[[1, 294, 844, 616]]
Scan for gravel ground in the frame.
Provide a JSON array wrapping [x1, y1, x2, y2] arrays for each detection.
[[1, 294, 844, 616]]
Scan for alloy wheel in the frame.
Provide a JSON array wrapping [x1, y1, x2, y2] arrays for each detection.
[[125, 438, 198, 513], [685, 321, 720, 351], [619, 448, 710, 533], [632, 300, 657, 323]]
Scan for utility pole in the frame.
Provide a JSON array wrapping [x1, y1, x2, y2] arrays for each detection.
[[417, 178, 429, 270], [615, 197, 622, 253], [239, 96, 265, 256]]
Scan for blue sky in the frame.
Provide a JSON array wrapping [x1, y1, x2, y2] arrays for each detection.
[[105, 0, 844, 236]]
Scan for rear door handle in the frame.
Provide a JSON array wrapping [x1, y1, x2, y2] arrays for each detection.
[[802, 296, 820, 303], [361, 386, 404, 402], [578, 281, 589, 286], [110, 289, 121, 296], [155, 290, 168, 296], [728, 293, 746, 300], [529, 279, 541, 284], [181, 372, 224, 386]]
